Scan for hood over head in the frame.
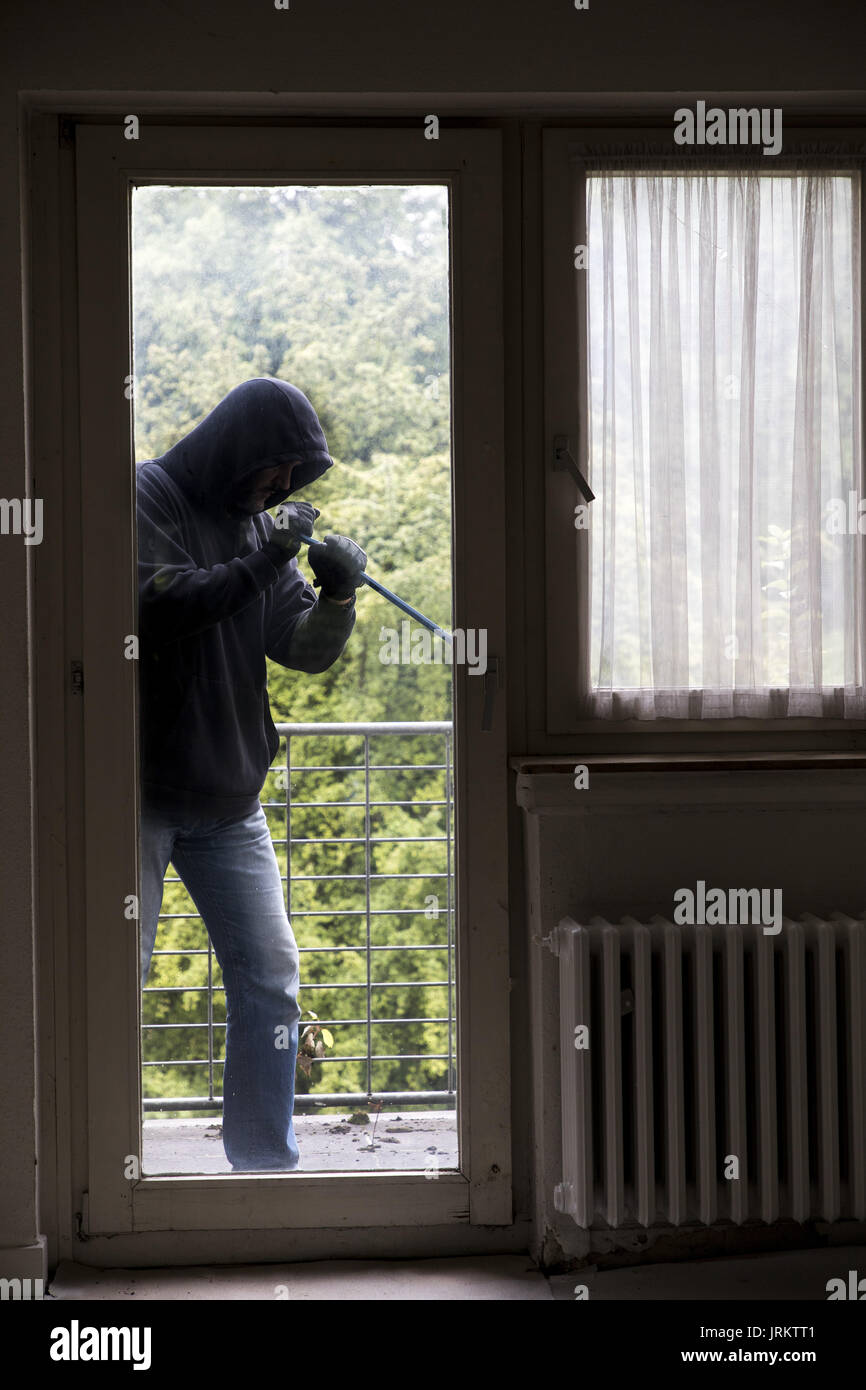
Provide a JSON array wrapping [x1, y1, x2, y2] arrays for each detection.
[[157, 377, 334, 514]]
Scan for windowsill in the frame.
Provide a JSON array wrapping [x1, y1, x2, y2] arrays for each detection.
[[511, 750, 866, 774], [512, 750, 866, 812]]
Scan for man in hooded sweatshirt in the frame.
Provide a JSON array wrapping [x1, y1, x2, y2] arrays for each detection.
[[136, 376, 365, 1171]]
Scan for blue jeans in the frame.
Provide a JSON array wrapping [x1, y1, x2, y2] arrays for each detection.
[[140, 799, 301, 1170]]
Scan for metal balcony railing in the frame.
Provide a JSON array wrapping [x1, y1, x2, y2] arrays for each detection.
[[142, 721, 456, 1113]]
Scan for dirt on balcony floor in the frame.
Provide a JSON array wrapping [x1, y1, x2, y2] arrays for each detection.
[[142, 1110, 458, 1175]]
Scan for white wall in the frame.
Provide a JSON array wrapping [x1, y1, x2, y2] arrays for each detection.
[[519, 764, 866, 1261]]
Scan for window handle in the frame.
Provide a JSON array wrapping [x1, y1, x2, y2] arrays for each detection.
[[553, 434, 595, 503], [481, 655, 501, 732]]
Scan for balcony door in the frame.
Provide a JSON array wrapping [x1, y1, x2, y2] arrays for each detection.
[[64, 124, 508, 1246]]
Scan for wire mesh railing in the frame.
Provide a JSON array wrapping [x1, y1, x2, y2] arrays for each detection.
[[141, 721, 456, 1113]]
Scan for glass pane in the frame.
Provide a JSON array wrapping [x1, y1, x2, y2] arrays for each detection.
[[586, 172, 859, 712], [131, 184, 456, 1175]]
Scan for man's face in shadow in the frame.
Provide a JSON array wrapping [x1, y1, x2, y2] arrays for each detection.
[[233, 460, 300, 515]]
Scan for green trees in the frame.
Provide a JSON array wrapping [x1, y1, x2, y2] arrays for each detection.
[[134, 183, 456, 1113]]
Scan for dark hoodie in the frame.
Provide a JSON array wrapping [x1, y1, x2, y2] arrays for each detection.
[[137, 377, 356, 820]]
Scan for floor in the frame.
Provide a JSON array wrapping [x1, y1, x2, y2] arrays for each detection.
[[46, 1245, 866, 1301], [142, 1111, 458, 1174]]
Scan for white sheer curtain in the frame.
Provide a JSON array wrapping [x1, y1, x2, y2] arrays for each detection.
[[586, 171, 863, 718]]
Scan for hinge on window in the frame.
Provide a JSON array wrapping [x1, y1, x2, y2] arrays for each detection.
[[553, 434, 595, 503], [70, 660, 84, 695], [58, 117, 76, 150]]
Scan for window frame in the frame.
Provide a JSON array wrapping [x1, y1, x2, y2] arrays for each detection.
[[542, 125, 866, 744]]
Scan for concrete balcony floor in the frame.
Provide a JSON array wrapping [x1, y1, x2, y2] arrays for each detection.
[[142, 1110, 458, 1174]]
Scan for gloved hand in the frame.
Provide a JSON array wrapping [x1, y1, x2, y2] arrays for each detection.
[[270, 501, 321, 559], [307, 534, 367, 601]]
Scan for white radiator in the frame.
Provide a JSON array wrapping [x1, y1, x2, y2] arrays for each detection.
[[549, 913, 866, 1229]]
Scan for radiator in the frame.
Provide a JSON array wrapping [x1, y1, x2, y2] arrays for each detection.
[[549, 913, 866, 1229]]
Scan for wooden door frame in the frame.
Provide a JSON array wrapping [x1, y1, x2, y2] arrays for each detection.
[[31, 116, 512, 1252]]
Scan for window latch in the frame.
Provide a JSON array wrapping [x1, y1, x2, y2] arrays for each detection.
[[553, 435, 595, 503]]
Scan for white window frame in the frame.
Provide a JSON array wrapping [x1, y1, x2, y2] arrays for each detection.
[[542, 125, 866, 744], [35, 120, 512, 1245]]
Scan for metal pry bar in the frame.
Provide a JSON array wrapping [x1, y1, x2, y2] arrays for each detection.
[[297, 533, 453, 644]]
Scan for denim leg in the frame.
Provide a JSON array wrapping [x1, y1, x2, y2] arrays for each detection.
[[170, 804, 301, 1170], [139, 803, 176, 989]]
